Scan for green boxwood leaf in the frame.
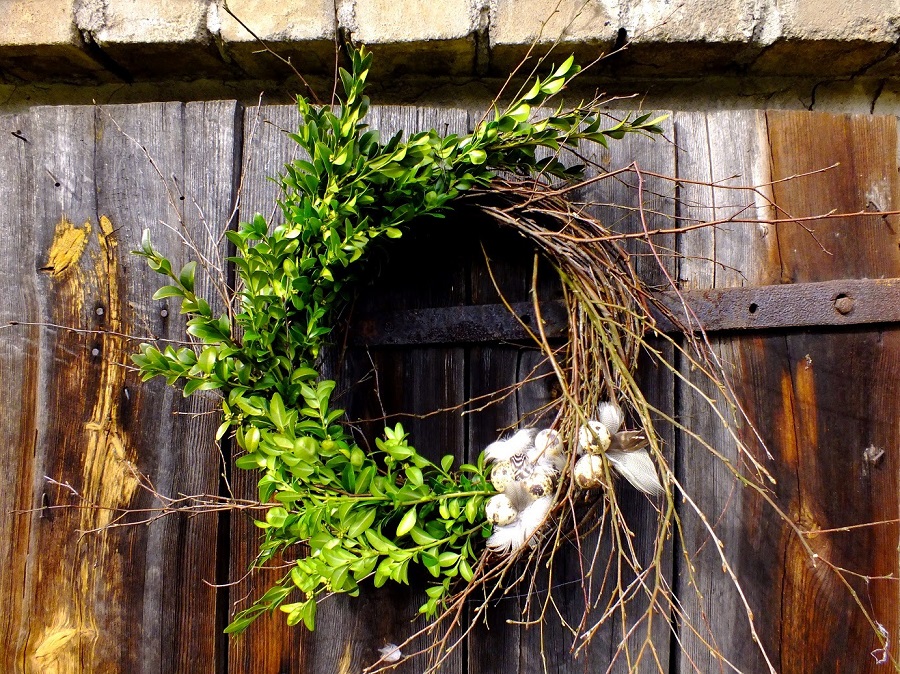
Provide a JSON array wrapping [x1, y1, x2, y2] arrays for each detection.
[[396, 507, 417, 537]]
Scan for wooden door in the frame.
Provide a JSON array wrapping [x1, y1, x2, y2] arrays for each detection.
[[0, 103, 897, 674]]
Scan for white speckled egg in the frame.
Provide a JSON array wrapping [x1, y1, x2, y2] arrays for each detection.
[[533, 429, 563, 456], [485, 494, 519, 526], [523, 471, 555, 499], [490, 461, 516, 492], [577, 420, 611, 455], [574, 454, 604, 489]]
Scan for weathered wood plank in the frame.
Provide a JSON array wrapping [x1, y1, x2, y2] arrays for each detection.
[[0, 102, 232, 673], [0, 111, 42, 674], [465, 206, 561, 673], [675, 110, 900, 673], [229, 103, 310, 674], [762, 110, 900, 672], [229, 105, 469, 673], [674, 109, 780, 673], [330, 105, 468, 674], [174, 100, 244, 672], [581, 112, 677, 674]]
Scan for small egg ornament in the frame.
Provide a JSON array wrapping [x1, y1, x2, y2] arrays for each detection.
[[485, 493, 519, 526], [577, 420, 611, 455], [574, 454, 604, 489], [490, 461, 516, 491], [530, 428, 566, 473], [523, 471, 555, 499]]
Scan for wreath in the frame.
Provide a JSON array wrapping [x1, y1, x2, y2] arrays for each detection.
[[131, 45, 694, 659]]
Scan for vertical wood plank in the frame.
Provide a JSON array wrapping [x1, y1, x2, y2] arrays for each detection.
[[580, 113, 677, 674], [314, 106, 467, 674], [0, 111, 42, 674], [466, 111, 677, 673], [229, 104, 470, 673], [465, 209, 561, 673], [674, 109, 782, 673], [675, 110, 900, 673], [229, 103, 310, 674], [0, 102, 233, 673], [763, 111, 900, 672]]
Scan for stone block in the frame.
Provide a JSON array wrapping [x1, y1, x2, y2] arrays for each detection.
[[348, 0, 479, 75], [616, 0, 761, 75], [0, 0, 108, 82], [212, 0, 335, 78], [489, 0, 619, 74], [750, 0, 900, 76], [76, 0, 231, 79]]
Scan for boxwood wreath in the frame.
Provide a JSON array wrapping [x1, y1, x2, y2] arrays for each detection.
[[131, 46, 733, 666]]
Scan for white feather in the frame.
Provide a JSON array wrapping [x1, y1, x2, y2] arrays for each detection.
[[486, 521, 528, 555], [484, 428, 536, 463], [487, 496, 553, 555], [518, 496, 553, 535], [377, 643, 402, 663], [503, 481, 534, 512], [606, 449, 664, 496], [597, 402, 624, 435]]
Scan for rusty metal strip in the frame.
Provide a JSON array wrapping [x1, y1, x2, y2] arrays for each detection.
[[350, 278, 900, 346], [351, 300, 568, 346], [654, 277, 900, 333]]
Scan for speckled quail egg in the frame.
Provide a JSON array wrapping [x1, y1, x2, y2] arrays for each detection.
[[490, 460, 516, 492], [530, 429, 566, 472], [574, 454, 604, 489], [523, 471, 555, 498], [577, 420, 611, 455], [485, 493, 519, 526]]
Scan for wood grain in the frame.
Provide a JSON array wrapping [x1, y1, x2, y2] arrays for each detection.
[[324, 106, 468, 674], [580, 112, 677, 674], [465, 202, 563, 674], [228, 103, 310, 674], [0, 103, 234, 672], [674, 109, 781, 673], [0, 110, 41, 674], [763, 111, 900, 673], [675, 110, 900, 673]]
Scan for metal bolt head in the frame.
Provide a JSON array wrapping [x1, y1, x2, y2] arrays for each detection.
[[834, 295, 855, 315]]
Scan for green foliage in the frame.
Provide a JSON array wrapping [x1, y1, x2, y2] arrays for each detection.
[[132, 46, 663, 633]]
